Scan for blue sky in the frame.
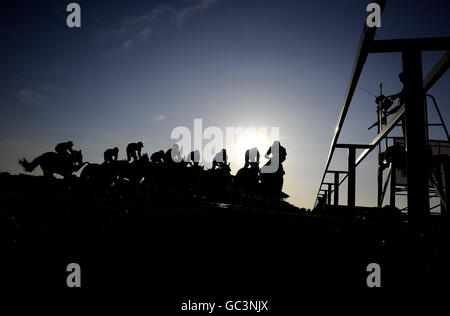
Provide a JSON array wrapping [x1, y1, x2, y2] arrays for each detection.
[[1, 0, 449, 208]]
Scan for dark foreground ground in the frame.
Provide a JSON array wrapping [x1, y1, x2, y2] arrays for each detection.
[[1, 173, 450, 309]]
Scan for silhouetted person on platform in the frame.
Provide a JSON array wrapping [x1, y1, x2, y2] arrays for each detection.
[[151, 150, 165, 163], [104, 147, 119, 164], [126, 142, 143, 162], [55, 141, 74, 158], [377, 72, 406, 137], [187, 150, 201, 167], [244, 147, 260, 168], [386, 72, 405, 114], [165, 144, 182, 165], [212, 149, 228, 170], [368, 73, 405, 130]]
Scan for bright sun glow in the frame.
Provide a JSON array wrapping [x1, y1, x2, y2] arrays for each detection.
[[234, 130, 272, 166]]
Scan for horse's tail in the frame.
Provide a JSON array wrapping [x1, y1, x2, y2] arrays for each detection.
[[18, 156, 40, 172]]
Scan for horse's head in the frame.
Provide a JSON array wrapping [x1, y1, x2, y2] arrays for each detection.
[[71, 150, 83, 165], [141, 153, 150, 163], [221, 162, 231, 174], [179, 159, 189, 168]]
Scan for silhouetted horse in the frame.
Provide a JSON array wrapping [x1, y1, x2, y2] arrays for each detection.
[[108, 154, 151, 185], [81, 155, 154, 199], [235, 162, 260, 192], [185, 164, 204, 195], [202, 163, 232, 198], [19, 150, 84, 178], [153, 159, 191, 196], [80, 161, 118, 188], [260, 160, 284, 199]]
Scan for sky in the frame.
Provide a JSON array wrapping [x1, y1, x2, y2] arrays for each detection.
[[0, 0, 449, 208]]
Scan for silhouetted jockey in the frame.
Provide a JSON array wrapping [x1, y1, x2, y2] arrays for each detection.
[[164, 144, 182, 165], [126, 142, 143, 162], [212, 149, 228, 170], [55, 141, 74, 157], [264, 141, 287, 174], [244, 147, 260, 168], [150, 150, 165, 163], [187, 150, 201, 167], [104, 147, 119, 164]]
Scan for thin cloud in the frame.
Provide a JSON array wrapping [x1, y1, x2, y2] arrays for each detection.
[[93, 4, 173, 44], [101, 38, 135, 58], [121, 4, 174, 31], [122, 39, 134, 49], [16, 83, 56, 105], [175, 0, 216, 25], [40, 83, 55, 92], [94, 0, 217, 52], [17, 89, 45, 105], [151, 114, 166, 122], [140, 27, 152, 38]]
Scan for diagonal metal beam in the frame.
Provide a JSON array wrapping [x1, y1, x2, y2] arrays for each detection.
[[423, 51, 450, 92], [314, 0, 387, 207], [355, 105, 405, 166]]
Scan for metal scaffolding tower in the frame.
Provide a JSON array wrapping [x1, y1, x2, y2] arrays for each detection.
[[314, 0, 450, 232]]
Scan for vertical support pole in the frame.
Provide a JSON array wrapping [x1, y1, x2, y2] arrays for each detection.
[[327, 184, 332, 205], [390, 164, 396, 207], [334, 172, 339, 206], [443, 159, 450, 218], [377, 84, 383, 208], [348, 147, 356, 207], [402, 49, 430, 230], [424, 97, 430, 142], [377, 160, 383, 208]]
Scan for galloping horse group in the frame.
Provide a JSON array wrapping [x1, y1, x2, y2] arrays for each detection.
[[19, 142, 287, 201]]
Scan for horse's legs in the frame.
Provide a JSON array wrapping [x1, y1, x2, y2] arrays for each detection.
[[41, 165, 52, 178]]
